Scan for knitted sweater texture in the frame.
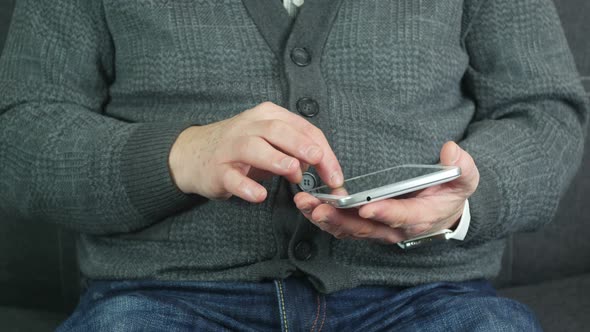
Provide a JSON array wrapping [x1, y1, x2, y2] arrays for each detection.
[[0, 0, 587, 292]]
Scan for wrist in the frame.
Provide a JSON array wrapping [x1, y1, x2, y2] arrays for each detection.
[[169, 125, 204, 194], [121, 123, 201, 221], [448, 199, 470, 240], [398, 199, 470, 249], [447, 200, 466, 231]]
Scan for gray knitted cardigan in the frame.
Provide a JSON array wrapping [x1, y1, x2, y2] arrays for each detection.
[[0, 0, 587, 293]]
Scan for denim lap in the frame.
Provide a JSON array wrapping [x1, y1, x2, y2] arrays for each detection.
[[57, 279, 541, 331], [57, 280, 281, 332], [322, 281, 541, 331]]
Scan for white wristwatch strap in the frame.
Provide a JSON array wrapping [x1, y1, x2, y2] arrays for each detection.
[[447, 199, 470, 240]]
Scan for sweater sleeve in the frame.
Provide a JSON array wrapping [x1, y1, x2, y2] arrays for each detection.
[[0, 0, 199, 235], [458, 0, 589, 245]]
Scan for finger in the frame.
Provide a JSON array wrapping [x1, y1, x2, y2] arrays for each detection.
[[310, 204, 405, 243], [222, 168, 268, 203], [232, 136, 303, 183], [359, 195, 464, 229], [249, 119, 325, 168], [254, 104, 344, 188], [329, 187, 349, 196], [358, 197, 434, 228], [293, 186, 350, 214], [440, 141, 480, 195], [298, 125, 343, 189], [294, 192, 323, 214]]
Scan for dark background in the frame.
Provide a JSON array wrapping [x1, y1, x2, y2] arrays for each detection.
[[0, 0, 13, 49], [0, 0, 589, 330]]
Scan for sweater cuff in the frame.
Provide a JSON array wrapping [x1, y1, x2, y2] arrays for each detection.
[[462, 162, 505, 245], [120, 123, 201, 222]]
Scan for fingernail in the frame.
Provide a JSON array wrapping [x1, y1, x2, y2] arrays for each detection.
[[330, 171, 343, 187], [280, 157, 295, 170], [306, 146, 321, 160], [242, 187, 266, 201], [257, 188, 267, 200], [315, 216, 329, 224], [298, 204, 312, 214], [243, 187, 259, 201]]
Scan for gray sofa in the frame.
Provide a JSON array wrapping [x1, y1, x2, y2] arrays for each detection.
[[0, 0, 588, 331]]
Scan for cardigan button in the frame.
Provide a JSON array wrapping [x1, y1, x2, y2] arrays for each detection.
[[294, 241, 314, 261], [290, 47, 311, 66], [297, 172, 318, 192], [296, 97, 319, 117]]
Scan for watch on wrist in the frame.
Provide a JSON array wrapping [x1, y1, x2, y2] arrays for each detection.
[[397, 199, 470, 250], [397, 229, 454, 249]]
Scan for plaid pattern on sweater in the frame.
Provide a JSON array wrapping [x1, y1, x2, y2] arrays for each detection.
[[0, 0, 587, 292]]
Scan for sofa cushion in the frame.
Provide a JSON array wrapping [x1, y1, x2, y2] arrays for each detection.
[[0, 306, 66, 332], [499, 274, 590, 332], [554, 0, 590, 76], [0, 0, 14, 50], [496, 0, 590, 287], [0, 219, 65, 310]]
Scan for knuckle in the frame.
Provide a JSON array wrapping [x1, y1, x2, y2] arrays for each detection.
[[241, 107, 252, 116], [312, 127, 328, 144], [209, 182, 230, 200], [220, 171, 235, 191], [302, 122, 320, 137], [265, 120, 285, 136], [258, 101, 276, 110], [232, 140, 249, 157], [237, 136, 259, 154], [389, 213, 410, 228], [389, 219, 404, 229]]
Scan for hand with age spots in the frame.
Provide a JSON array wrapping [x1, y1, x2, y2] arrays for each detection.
[[294, 142, 480, 244]]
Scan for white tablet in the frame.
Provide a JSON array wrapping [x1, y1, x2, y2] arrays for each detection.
[[308, 164, 460, 208]]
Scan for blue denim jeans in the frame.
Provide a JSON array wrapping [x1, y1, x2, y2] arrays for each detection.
[[57, 278, 541, 331]]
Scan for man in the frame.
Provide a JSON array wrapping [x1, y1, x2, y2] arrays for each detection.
[[0, 0, 587, 330]]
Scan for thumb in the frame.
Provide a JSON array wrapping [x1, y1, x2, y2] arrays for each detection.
[[440, 141, 479, 195]]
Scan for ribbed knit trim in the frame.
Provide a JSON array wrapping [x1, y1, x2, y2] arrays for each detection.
[[120, 123, 200, 222], [464, 162, 503, 245]]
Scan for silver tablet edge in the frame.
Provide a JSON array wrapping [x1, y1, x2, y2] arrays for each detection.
[[317, 167, 461, 208]]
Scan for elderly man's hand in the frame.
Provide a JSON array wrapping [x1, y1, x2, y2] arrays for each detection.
[[294, 142, 480, 244], [169, 102, 343, 202]]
